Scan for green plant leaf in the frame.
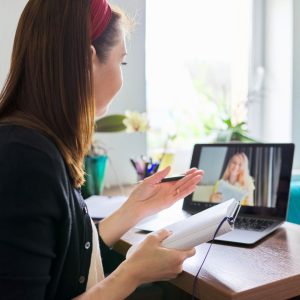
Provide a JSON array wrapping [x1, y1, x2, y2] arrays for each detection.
[[232, 127, 247, 135], [223, 118, 233, 128], [95, 114, 127, 132], [231, 131, 257, 142], [235, 121, 246, 129]]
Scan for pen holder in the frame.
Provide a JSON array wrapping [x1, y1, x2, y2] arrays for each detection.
[[130, 157, 160, 181]]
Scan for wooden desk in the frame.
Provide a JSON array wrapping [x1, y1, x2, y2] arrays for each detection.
[[102, 186, 300, 299], [114, 222, 300, 300]]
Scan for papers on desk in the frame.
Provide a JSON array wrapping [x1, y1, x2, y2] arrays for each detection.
[[85, 195, 128, 219], [85, 195, 187, 230]]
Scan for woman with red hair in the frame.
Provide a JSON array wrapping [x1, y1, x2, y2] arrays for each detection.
[[0, 0, 203, 299]]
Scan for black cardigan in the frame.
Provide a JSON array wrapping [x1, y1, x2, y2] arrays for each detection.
[[0, 125, 109, 299]]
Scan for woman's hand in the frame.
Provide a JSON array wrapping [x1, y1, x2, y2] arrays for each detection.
[[123, 229, 196, 284], [122, 166, 204, 222], [99, 166, 203, 247], [210, 192, 223, 203], [76, 229, 196, 300]]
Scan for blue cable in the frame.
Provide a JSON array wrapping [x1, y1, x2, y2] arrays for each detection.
[[192, 217, 232, 300]]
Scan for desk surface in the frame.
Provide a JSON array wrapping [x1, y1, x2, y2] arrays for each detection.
[[103, 186, 300, 299], [114, 221, 300, 300]]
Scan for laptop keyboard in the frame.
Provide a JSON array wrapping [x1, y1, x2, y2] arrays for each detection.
[[234, 217, 276, 232]]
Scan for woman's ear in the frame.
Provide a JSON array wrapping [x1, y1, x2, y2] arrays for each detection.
[[90, 45, 98, 65]]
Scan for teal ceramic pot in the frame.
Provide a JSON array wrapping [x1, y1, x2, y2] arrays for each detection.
[[287, 175, 300, 224], [82, 155, 108, 198]]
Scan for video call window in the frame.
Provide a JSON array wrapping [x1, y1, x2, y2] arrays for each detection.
[[192, 146, 282, 208]]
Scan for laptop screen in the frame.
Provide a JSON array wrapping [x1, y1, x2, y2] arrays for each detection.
[[183, 143, 294, 219]]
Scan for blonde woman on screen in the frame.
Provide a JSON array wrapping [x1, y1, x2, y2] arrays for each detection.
[[210, 152, 255, 206]]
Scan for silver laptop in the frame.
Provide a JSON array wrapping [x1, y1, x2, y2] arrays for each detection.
[[136, 143, 294, 245]]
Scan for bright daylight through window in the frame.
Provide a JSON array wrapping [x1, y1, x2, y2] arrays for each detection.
[[146, 0, 254, 159]]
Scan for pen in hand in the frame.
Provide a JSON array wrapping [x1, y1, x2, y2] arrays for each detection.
[[160, 174, 185, 182], [136, 174, 185, 184]]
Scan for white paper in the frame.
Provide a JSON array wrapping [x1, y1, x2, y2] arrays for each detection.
[[217, 180, 248, 202], [85, 195, 128, 219]]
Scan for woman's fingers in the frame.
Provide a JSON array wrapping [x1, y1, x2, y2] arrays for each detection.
[[185, 168, 204, 175], [174, 183, 198, 199], [150, 229, 172, 243], [173, 171, 203, 190], [181, 247, 196, 258], [142, 167, 203, 187], [127, 231, 196, 284], [180, 170, 204, 185], [143, 166, 171, 185]]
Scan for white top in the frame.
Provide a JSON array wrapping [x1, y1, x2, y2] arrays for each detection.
[[86, 218, 105, 290]]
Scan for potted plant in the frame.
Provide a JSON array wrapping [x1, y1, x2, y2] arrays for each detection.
[[205, 116, 257, 143], [215, 118, 257, 142], [82, 111, 148, 198]]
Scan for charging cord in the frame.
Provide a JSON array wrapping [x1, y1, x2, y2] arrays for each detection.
[[191, 216, 233, 300]]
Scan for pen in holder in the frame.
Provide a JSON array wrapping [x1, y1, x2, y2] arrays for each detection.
[[130, 156, 160, 181]]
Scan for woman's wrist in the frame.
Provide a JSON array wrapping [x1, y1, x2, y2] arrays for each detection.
[[117, 260, 141, 290], [73, 261, 139, 300], [120, 198, 145, 223], [98, 202, 140, 247], [97, 262, 139, 299]]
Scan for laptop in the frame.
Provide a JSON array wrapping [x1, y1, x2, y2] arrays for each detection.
[[136, 143, 294, 245]]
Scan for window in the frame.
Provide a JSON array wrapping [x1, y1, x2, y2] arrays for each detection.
[[146, 0, 253, 154]]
